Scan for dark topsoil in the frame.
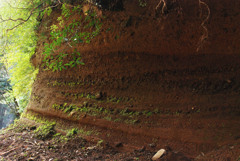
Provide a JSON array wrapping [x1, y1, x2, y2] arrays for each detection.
[[2, 0, 240, 160], [0, 119, 192, 161], [0, 118, 239, 160]]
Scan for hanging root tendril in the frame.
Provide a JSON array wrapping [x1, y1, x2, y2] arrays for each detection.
[[156, 0, 167, 14], [196, 0, 210, 52]]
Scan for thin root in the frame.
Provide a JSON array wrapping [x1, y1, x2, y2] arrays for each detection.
[[156, 0, 167, 14], [196, 0, 210, 52]]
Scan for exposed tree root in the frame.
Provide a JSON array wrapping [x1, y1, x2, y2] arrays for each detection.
[[197, 0, 210, 52], [156, 0, 167, 14]]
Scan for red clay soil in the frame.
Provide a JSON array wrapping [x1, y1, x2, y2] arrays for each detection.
[[27, 0, 240, 160]]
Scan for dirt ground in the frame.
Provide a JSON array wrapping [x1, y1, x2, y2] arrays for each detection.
[[3, 0, 240, 160], [0, 118, 239, 160], [0, 119, 193, 161]]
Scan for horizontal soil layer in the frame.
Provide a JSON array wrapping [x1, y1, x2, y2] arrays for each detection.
[[28, 53, 240, 160], [27, 0, 240, 160]]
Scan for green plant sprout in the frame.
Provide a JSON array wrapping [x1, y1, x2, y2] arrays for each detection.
[[139, 0, 147, 7], [66, 128, 79, 137], [42, 3, 102, 72]]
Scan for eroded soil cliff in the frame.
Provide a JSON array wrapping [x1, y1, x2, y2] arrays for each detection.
[[26, 0, 240, 160]]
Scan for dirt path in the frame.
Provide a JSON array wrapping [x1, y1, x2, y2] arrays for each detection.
[[0, 119, 194, 161]]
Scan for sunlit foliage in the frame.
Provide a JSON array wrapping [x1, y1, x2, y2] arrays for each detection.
[[0, 0, 40, 112]]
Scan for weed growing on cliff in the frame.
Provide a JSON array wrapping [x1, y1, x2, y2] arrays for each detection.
[[43, 50, 85, 72], [52, 103, 78, 113], [34, 122, 56, 140], [124, 119, 139, 125], [53, 133, 69, 143], [42, 3, 102, 72], [61, 3, 71, 19], [139, 0, 147, 7], [21, 112, 57, 127], [97, 139, 104, 147], [51, 102, 150, 125], [104, 116, 112, 121], [66, 128, 79, 137]]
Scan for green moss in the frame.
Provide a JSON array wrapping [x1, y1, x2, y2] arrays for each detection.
[[52, 103, 78, 113], [21, 112, 56, 125], [66, 128, 79, 137], [103, 116, 112, 121], [34, 122, 56, 140], [6, 119, 29, 132], [114, 118, 121, 122], [139, 0, 147, 7], [53, 133, 69, 143], [96, 139, 104, 147], [124, 119, 139, 125]]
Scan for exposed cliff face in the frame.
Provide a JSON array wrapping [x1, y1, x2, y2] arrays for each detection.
[[27, 0, 240, 159]]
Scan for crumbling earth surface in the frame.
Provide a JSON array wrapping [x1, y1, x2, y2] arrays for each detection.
[[0, 119, 239, 160], [2, 0, 240, 160], [0, 119, 193, 161]]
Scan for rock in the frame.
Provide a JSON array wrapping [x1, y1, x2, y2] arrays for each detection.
[[152, 149, 166, 160]]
